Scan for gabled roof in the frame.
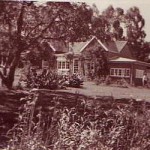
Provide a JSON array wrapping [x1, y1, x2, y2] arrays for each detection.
[[103, 41, 127, 53], [48, 40, 68, 53], [47, 37, 129, 56], [69, 36, 127, 54], [69, 42, 87, 54], [69, 36, 108, 54], [47, 42, 56, 52], [79, 36, 108, 52], [115, 41, 127, 52]]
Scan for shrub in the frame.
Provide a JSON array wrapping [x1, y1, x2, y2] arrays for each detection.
[[25, 69, 68, 89], [69, 74, 83, 88], [25, 69, 83, 89], [116, 78, 129, 88]]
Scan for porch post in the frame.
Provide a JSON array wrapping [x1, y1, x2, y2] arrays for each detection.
[[130, 63, 134, 85]]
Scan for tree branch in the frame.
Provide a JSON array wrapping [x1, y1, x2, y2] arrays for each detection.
[[25, 22, 44, 39], [24, 10, 61, 50], [17, 2, 26, 39]]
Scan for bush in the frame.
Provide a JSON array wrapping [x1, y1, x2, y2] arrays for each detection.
[[116, 78, 129, 88], [69, 74, 83, 88], [94, 76, 111, 85], [24, 69, 83, 89], [25, 69, 68, 89]]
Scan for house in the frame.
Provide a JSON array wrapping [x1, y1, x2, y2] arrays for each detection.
[[109, 57, 150, 86], [43, 36, 150, 86]]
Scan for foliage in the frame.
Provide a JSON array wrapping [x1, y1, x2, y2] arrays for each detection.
[[24, 68, 83, 89], [83, 45, 109, 80], [125, 6, 149, 60], [25, 69, 67, 89], [116, 78, 129, 88], [0, 1, 93, 88], [91, 15, 111, 41], [101, 5, 124, 40], [101, 5, 150, 60], [5, 91, 150, 150], [69, 74, 83, 88]]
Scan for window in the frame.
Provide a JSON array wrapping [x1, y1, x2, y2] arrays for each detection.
[[110, 68, 130, 77], [125, 69, 130, 77], [110, 69, 114, 75], [118, 69, 122, 76], [135, 69, 144, 78], [58, 62, 61, 69], [87, 62, 90, 70], [66, 62, 69, 69], [87, 62, 94, 70], [74, 60, 79, 73], [57, 61, 70, 70], [62, 62, 66, 69]]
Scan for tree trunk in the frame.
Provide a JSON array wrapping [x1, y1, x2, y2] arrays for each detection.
[[0, 51, 21, 89]]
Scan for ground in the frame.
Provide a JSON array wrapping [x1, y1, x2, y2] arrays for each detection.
[[1, 68, 150, 101], [60, 81, 150, 101]]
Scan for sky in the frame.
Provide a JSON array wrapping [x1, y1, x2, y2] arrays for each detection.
[[38, 0, 150, 41]]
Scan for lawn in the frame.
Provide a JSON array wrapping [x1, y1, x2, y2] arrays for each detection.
[[1, 68, 150, 102], [60, 81, 150, 101], [9, 68, 150, 101]]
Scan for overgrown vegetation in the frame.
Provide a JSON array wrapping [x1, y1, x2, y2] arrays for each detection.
[[21, 69, 83, 89], [4, 90, 150, 150]]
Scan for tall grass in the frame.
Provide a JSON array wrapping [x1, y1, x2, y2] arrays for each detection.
[[5, 91, 150, 150]]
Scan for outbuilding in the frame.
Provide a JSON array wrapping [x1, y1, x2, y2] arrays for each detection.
[[109, 57, 150, 86]]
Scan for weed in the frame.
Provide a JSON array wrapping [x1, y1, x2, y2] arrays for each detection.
[[5, 91, 150, 150]]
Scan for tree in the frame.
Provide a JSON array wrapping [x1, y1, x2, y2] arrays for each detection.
[[0, 1, 93, 89], [125, 6, 148, 60], [102, 5, 125, 40], [101, 5, 150, 60], [91, 15, 111, 42], [90, 5, 112, 42], [81, 44, 109, 79], [112, 20, 123, 40], [93, 47, 109, 79]]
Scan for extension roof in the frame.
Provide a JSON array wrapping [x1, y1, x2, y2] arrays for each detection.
[[110, 57, 150, 66]]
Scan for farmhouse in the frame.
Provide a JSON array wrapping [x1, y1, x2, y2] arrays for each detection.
[[42, 36, 150, 86]]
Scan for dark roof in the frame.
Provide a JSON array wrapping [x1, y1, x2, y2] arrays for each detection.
[[68, 36, 108, 54], [48, 37, 128, 55], [103, 41, 127, 53], [48, 40, 68, 53], [115, 41, 127, 52], [69, 37, 128, 55], [69, 42, 87, 54]]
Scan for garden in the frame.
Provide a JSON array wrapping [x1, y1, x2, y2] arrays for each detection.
[[0, 1, 150, 149], [0, 82, 150, 149]]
